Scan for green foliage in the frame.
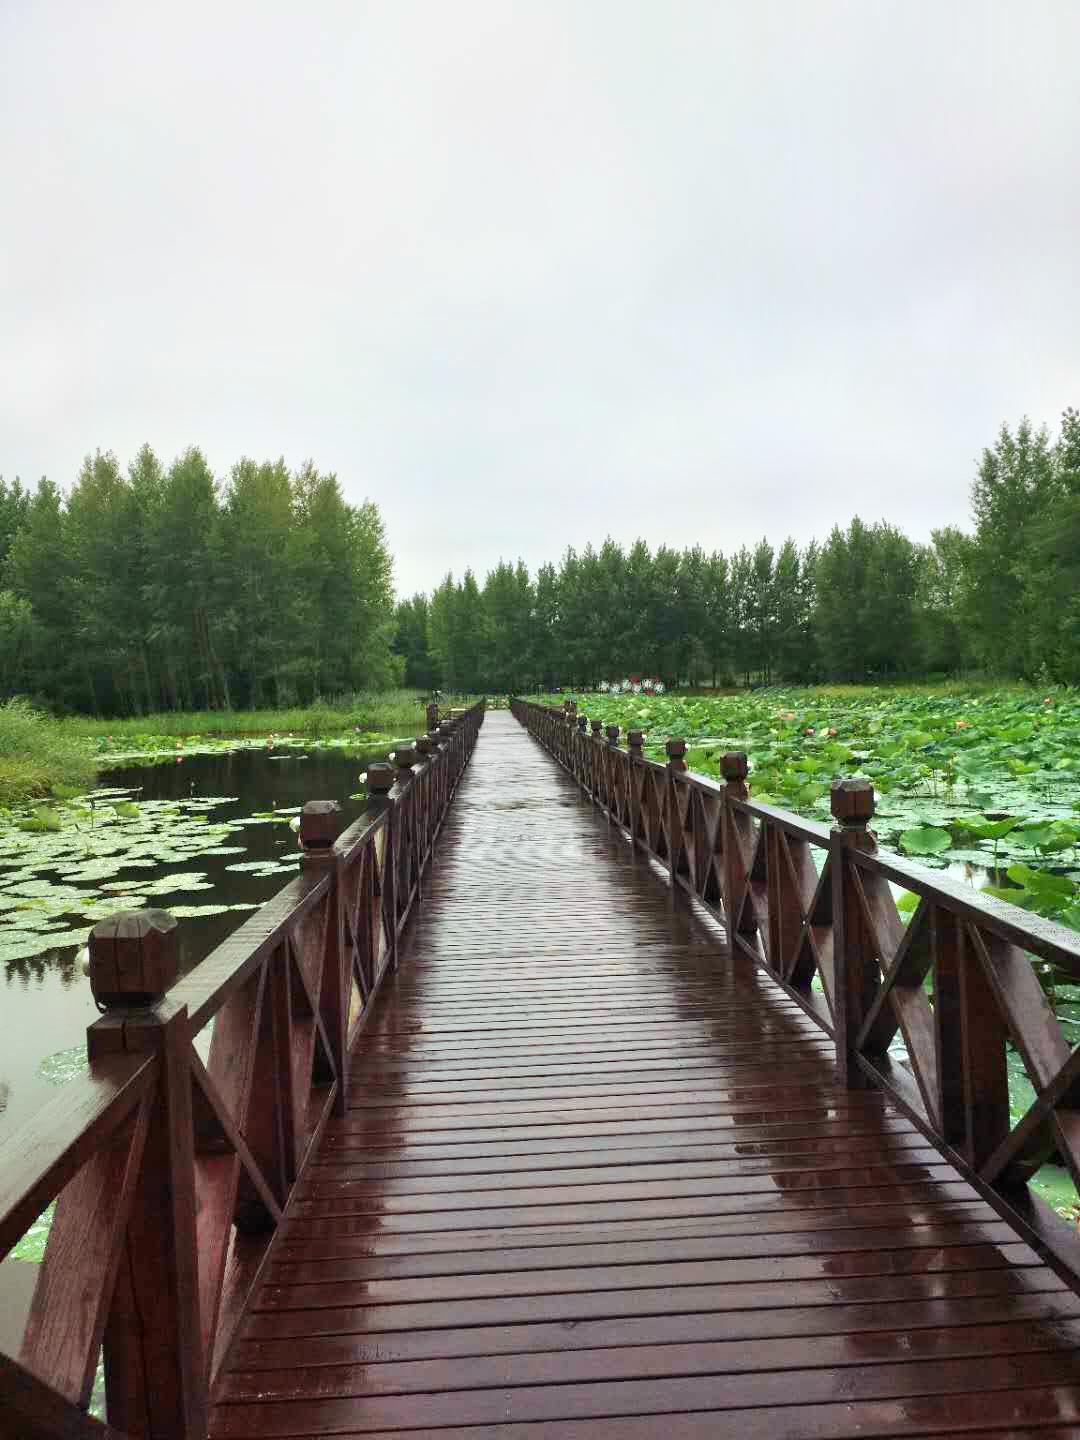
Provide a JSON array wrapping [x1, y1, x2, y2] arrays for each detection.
[[395, 523, 976, 692], [899, 826, 952, 856], [0, 447, 398, 714], [983, 864, 1080, 929], [57, 691, 431, 749], [965, 409, 1080, 681], [0, 699, 96, 806], [548, 683, 1080, 934], [391, 407, 1080, 692]]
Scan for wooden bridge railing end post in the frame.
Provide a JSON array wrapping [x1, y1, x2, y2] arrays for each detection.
[[300, 801, 346, 1117], [830, 777, 877, 1089], [366, 762, 399, 973], [84, 910, 206, 1440]]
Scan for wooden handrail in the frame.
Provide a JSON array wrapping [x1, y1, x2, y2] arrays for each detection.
[[0, 702, 485, 1439], [0, 1351, 134, 1440], [0, 1054, 155, 1261], [512, 695, 1080, 1291]]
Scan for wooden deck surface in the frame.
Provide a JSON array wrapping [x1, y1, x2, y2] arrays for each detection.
[[210, 711, 1080, 1438]]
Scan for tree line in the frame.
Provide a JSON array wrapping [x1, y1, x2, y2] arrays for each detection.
[[0, 446, 397, 713], [394, 408, 1080, 692], [3, 409, 1076, 712]]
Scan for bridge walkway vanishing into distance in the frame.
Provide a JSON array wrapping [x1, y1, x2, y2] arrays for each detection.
[[206, 710, 1080, 1439]]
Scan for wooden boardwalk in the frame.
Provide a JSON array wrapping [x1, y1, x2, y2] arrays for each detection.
[[209, 711, 1080, 1439]]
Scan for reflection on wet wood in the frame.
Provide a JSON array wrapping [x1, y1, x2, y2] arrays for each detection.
[[211, 712, 1080, 1438]]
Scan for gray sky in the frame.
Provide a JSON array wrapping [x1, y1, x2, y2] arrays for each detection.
[[2, 1, 1078, 598]]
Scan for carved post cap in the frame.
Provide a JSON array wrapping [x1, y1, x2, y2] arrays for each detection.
[[591, 719, 603, 736], [831, 777, 875, 826], [720, 751, 749, 781], [415, 735, 433, 756], [393, 745, 418, 772], [577, 715, 588, 732], [666, 736, 688, 773], [299, 799, 341, 849], [88, 908, 178, 1008], [605, 724, 621, 743], [627, 729, 644, 749], [367, 761, 395, 793]]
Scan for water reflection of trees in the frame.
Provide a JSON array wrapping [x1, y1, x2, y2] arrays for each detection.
[[4, 947, 80, 987]]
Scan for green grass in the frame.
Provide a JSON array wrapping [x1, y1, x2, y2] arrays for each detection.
[[0, 699, 97, 806], [0, 691, 469, 803], [57, 691, 444, 744]]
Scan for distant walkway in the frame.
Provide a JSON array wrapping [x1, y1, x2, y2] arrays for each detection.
[[210, 711, 1080, 1438]]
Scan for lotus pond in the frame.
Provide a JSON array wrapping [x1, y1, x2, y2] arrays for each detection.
[[0, 734, 400, 1141], [547, 684, 1080, 1220]]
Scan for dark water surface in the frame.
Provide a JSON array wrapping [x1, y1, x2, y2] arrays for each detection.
[[0, 746, 378, 1136]]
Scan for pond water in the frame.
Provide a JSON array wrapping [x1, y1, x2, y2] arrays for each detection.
[[0, 744, 381, 1137]]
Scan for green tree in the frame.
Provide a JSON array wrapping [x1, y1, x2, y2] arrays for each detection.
[[4, 479, 79, 707], [394, 593, 438, 688], [916, 527, 974, 675], [220, 458, 294, 706], [0, 477, 29, 573], [966, 418, 1057, 676]]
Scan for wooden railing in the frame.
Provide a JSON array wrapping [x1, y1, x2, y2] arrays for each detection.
[[0, 702, 484, 1440], [512, 696, 1080, 1288]]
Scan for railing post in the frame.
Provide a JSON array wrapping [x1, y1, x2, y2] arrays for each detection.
[[435, 721, 455, 794], [933, 907, 969, 1152], [415, 734, 435, 867], [830, 777, 878, 1089], [425, 701, 439, 731], [394, 745, 419, 906], [300, 801, 346, 1117], [720, 752, 749, 956], [448, 719, 463, 787], [573, 714, 585, 783], [665, 739, 687, 887], [593, 717, 610, 800], [627, 729, 644, 848], [85, 911, 206, 1440], [366, 762, 399, 973], [604, 725, 621, 825]]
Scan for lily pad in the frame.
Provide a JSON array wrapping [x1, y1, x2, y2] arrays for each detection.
[[899, 826, 953, 856], [139, 872, 215, 896], [167, 902, 261, 918], [39, 1045, 89, 1087]]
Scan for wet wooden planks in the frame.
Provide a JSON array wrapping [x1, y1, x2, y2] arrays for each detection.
[[210, 711, 1080, 1437]]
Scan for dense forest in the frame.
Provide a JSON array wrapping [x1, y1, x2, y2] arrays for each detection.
[[1, 410, 1077, 714], [395, 409, 1080, 692], [0, 447, 397, 713]]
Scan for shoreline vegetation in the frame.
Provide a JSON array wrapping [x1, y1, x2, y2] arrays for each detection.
[[0, 689, 445, 806], [0, 699, 97, 807]]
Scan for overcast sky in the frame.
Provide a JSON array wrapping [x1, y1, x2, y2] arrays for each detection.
[[2, 2, 1078, 597]]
